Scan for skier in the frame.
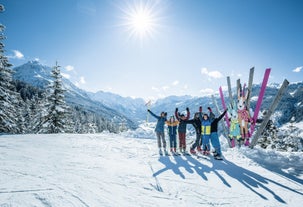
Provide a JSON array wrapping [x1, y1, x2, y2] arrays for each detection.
[[199, 107, 211, 155], [175, 107, 190, 154], [183, 108, 202, 154], [208, 107, 227, 160], [147, 109, 167, 155], [166, 115, 179, 155]]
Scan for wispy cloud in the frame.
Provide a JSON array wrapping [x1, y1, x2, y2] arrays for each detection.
[[231, 70, 242, 78], [9, 50, 24, 59], [172, 80, 179, 86], [293, 66, 302, 73], [200, 88, 214, 95], [61, 73, 70, 79], [162, 86, 169, 91], [80, 76, 86, 84], [201, 68, 223, 79], [65, 65, 74, 71], [75, 76, 86, 86], [152, 86, 159, 91]]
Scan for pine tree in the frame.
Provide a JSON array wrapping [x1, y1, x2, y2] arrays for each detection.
[[0, 4, 20, 134], [36, 62, 73, 133]]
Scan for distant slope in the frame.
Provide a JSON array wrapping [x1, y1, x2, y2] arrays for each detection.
[[12, 61, 303, 126], [148, 82, 303, 126], [12, 61, 137, 129], [88, 91, 146, 122]]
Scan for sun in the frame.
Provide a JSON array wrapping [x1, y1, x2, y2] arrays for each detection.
[[119, 0, 163, 43], [130, 8, 153, 37]]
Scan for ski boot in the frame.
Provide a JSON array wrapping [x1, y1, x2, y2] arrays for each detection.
[[190, 148, 197, 155], [214, 154, 223, 160]]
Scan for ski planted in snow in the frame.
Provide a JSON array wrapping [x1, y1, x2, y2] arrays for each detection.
[[249, 68, 271, 137], [246, 67, 255, 110], [250, 79, 289, 148], [219, 86, 230, 128], [211, 94, 231, 147]]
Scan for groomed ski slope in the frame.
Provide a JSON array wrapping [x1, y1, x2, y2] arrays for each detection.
[[0, 133, 302, 207]]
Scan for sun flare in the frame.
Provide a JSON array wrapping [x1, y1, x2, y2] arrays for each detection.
[[120, 0, 163, 43]]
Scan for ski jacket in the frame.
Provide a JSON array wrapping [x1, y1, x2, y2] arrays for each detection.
[[148, 110, 167, 133], [166, 120, 179, 136], [199, 112, 211, 135], [175, 110, 190, 133], [201, 119, 211, 135], [210, 110, 227, 133], [183, 118, 201, 134]]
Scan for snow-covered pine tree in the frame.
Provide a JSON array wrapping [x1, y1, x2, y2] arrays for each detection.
[[0, 5, 20, 134], [36, 62, 73, 133]]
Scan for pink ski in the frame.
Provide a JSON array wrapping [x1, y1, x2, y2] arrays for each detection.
[[219, 86, 230, 128], [250, 68, 271, 136]]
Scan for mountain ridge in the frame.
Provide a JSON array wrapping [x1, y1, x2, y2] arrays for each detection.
[[12, 61, 303, 127]]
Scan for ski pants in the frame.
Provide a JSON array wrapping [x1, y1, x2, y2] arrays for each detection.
[[210, 132, 221, 156], [178, 132, 186, 150], [156, 132, 166, 149], [169, 134, 177, 149], [191, 132, 201, 150], [201, 134, 211, 151]]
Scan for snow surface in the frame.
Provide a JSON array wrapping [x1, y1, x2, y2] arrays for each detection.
[[0, 128, 302, 206]]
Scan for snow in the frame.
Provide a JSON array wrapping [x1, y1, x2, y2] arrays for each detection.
[[0, 130, 302, 206]]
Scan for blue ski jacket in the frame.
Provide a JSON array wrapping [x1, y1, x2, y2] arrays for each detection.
[[148, 110, 167, 133]]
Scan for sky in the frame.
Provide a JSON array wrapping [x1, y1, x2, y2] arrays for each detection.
[[1, 0, 303, 100]]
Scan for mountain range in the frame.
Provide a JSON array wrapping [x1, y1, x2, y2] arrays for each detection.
[[12, 61, 303, 129]]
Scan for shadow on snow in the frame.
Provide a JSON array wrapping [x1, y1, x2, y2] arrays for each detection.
[[152, 156, 303, 204]]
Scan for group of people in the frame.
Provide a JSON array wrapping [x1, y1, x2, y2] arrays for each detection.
[[147, 106, 227, 160]]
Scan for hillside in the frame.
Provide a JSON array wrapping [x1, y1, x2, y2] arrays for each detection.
[[12, 61, 137, 130], [0, 131, 302, 206]]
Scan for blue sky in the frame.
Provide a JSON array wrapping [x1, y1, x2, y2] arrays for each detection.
[[2, 0, 303, 100]]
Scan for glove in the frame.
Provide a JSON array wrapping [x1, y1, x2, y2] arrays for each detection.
[[147, 109, 151, 112], [207, 107, 212, 112], [186, 107, 189, 111], [199, 106, 202, 112], [175, 108, 178, 112]]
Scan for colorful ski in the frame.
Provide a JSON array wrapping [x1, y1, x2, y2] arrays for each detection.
[[246, 67, 255, 110], [227, 76, 233, 106], [211, 94, 231, 147], [249, 68, 271, 136], [219, 86, 230, 128], [250, 79, 289, 148]]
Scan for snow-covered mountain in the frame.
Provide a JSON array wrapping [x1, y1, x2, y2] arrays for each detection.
[[88, 91, 146, 122], [147, 82, 303, 126], [13, 60, 91, 99], [12, 61, 137, 129], [12, 61, 303, 127]]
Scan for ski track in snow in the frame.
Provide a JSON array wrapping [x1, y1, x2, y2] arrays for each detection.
[[0, 133, 302, 207]]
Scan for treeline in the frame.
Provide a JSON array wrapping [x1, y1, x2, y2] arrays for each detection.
[[1, 73, 122, 134]]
